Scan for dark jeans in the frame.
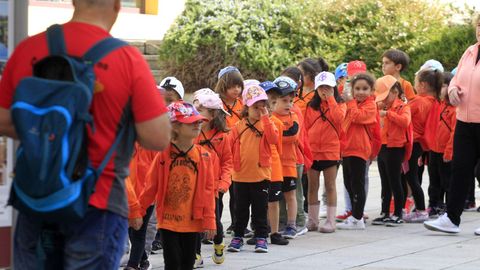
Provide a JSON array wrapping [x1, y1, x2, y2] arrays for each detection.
[[447, 121, 480, 226], [428, 151, 452, 207], [14, 208, 128, 270], [343, 156, 367, 219], [127, 205, 154, 268], [402, 142, 426, 211], [378, 146, 405, 217], [233, 180, 269, 238], [161, 229, 197, 270], [196, 197, 224, 254]]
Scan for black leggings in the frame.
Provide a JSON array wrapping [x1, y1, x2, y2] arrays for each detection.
[[343, 156, 367, 219], [447, 121, 480, 226], [402, 142, 426, 211], [378, 146, 405, 217], [196, 197, 224, 254], [427, 151, 451, 207], [161, 229, 197, 270]]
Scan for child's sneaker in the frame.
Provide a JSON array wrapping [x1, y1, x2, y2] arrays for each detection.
[[427, 207, 439, 218], [254, 238, 268, 253], [296, 226, 308, 236], [212, 243, 225, 264], [464, 201, 477, 212], [225, 224, 234, 235], [270, 233, 289, 245], [424, 213, 460, 233], [246, 237, 256, 245], [336, 211, 352, 222], [372, 214, 389, 225], [193, 254, 204, 269], [227, 237, 243, 252], [244, 228, 254, 238], [282, 226, 297, 239], [337, 216, 365, 230], [404, 210, 429, 223], [385, 215, 404, 227], [151, 240, 162, 254], [139, 259, 152, 270]]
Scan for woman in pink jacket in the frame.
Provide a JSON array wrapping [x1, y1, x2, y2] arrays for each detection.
[[424, 15, 480, 235]]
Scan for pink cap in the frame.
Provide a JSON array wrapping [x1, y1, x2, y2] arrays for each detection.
[[242, 85, 268, 107]]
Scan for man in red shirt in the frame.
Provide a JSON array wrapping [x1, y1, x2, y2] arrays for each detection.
[[0, 1, 171, 269]]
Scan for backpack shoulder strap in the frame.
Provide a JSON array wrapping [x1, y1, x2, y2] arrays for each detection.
[[83, 37, 129, 65], [95, 125, 127, 176], [46, 24, 67, 55]]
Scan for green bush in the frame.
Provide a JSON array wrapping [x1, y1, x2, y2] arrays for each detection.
[[159, 0, 467, 91]]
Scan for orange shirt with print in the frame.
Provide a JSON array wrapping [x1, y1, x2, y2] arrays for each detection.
[[408, 94, 436, 142], [400, 78, 416, 101], [294, 91, 315, 117], [432, 102, 456, 160], [380, 99, 411, 147], [342, 96, 377, 161], [274, 112, 300, 178], [269, 115, 284, 182], [223, 98, 244, 128], [304, 96, 347, 161]]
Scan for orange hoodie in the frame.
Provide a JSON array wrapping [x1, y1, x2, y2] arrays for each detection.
[[126, 176, 142, 219], [129, 144, 158, 196], [408, 94, 436, 143], [294, 91, 315, 117], [381, 98, 412, 147], [432, 102, 456, 160], [231, 115, 279, 182], [270, 115, 284, 182], [342, 96, 377, 161], [304, 96, 347, 161], [223, 98, 244, 128], [274, 111, 300, 178], [139, 144, 216, 232], [195, 129, 233, 194]]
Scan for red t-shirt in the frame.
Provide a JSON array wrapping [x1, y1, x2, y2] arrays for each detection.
[[0, 22, 168, 217]]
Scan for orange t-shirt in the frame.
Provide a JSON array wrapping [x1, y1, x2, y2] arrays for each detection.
[[270, 115, 284, 182], [223, 98, 244, 128], [158, 146, 203, 233], [294, 91, 315, 117], [232, 119, 272, 182], [400, 78, 416, 101], [408, 94, 436, 142], [274, 112, 300, 178]]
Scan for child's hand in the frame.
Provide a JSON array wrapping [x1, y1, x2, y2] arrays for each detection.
[[219, 188, 227, 194], [128, 218, 143, 230], [443, 157, 451, 163], [448, 87, 463, 106], [343, 93, 353, 102], [323, 88, 334, 97], [259, 107, 269, 117], [205, 229, 216, 240], [379, 110, 387, 117]]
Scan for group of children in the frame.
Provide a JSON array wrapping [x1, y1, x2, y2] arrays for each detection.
[[122, 48, 478, 270]]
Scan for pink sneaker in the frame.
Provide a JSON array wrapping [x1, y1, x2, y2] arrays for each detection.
[[404, 210, 429, 223], [335, 211, 352, 222]]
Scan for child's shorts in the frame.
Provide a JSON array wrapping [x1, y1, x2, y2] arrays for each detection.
[[269, 182, 283, 202], [311, 160, 340, 172], [282, 177, 297, 192]]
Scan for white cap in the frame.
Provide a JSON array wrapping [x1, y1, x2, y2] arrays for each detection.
[[416, 59, 444, 74], [314, 71, 336, 89], [158, 77, 185, 99]]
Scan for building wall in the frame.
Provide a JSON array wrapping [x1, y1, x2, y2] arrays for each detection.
[[28, 0, 186, 40]]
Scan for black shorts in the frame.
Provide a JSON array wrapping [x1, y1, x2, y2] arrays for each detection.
[[269, 182, 283, 202], [282, 177, 297, 192], [311, 160, 340, 172]]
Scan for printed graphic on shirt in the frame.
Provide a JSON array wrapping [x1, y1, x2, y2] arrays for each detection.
[[164, 172, 193, 216]]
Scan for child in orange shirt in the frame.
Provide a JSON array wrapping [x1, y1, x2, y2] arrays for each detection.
[[402, 68, 443, 223], [381, 49, 415, 101], [139, 101, 216, 270], [305, 72, 346, 233], [427, 72, 455, 217], [295, 58, 329, 117], [227, 85, 279, 253], [337, 73, 378, 230], [193, 91, 233, 265], [372, 75, 411, 226]]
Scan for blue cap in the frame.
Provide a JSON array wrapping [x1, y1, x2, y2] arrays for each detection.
[[335, 63, 348, 81], [218, 66, 240, 79], [451, 67, 458, 75], [273, 76, 298, 96], [259, 81, 279, 92]]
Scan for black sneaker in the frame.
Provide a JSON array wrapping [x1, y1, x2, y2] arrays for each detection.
[[139, 259, 152, 270], [151, 240, 163, 253], [270, 233, 289, 245], [372, 215, 389, 225], [245, 228, 254, 238], [385, 216, 404, 227], [246, 237, 256, 245], [226, 225, 234, 235]]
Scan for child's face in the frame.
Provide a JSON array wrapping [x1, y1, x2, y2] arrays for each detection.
[[316, 85, 334, 100], [196, 106, 214, 121], [225, 85, 242, 100], [382, 57, 401, 76], [163, 89, 181, 106], [175, 121, 203, 139], [384, 89, 398, 108], [273, 94, 294, 115], [352, 79, 372, 103], [248, 101, 267, 122]]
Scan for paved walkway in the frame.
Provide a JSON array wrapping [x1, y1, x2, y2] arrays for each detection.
[[145, 161, 480, 270]]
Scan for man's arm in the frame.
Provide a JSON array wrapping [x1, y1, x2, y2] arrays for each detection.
[[135, 113, 171, 151], [0, 107, 17, 139]]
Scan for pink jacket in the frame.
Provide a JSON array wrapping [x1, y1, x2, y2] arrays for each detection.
[[449, 43, 480, 123]]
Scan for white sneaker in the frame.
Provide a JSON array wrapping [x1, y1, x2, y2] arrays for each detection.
[[319, 205, 327, 218], [193, 254, 204, 268], [337, 216, 366, 230], [474, 227, 480, 236], [424, 213, 460, 234]]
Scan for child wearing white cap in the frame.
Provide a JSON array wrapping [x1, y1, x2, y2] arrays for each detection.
[[158, 76, 185, 105]]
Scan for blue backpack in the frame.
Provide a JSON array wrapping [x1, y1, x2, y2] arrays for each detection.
[[9, 24, 128, 223]]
